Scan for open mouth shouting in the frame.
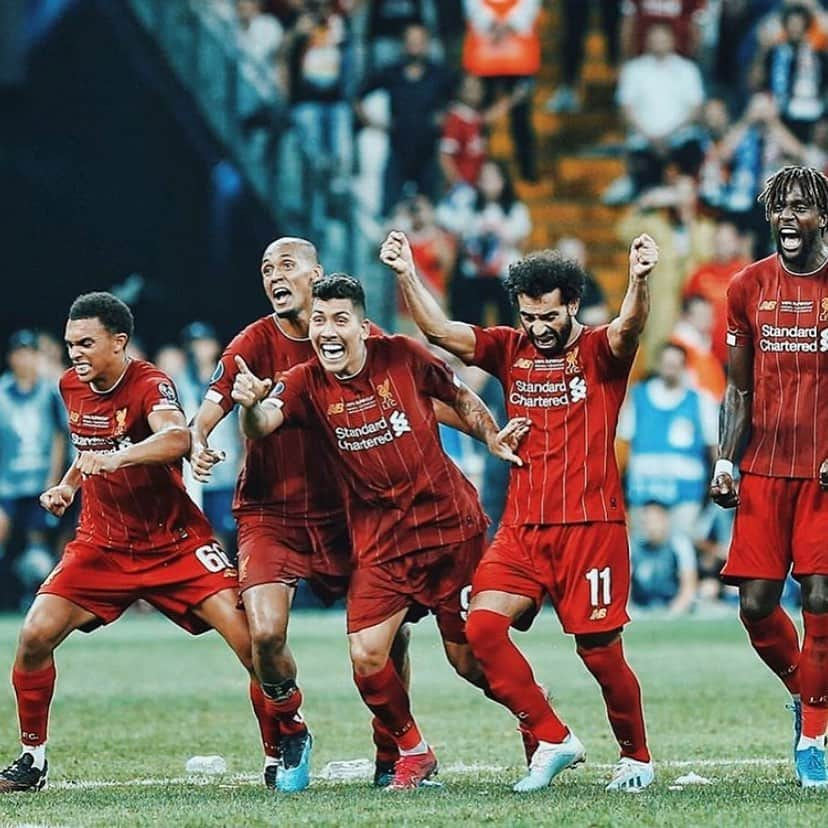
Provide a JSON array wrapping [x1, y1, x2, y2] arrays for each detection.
[[73, 362, 92, 379], [778, 227, 803, 257], [319, 341, 346, 363], [270, 284, 293, 310]]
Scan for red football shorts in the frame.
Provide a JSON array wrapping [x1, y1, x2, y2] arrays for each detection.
[[346, 534, 486, 644], [236, 515, 351, 605], [38, 536, 237, 634], [472, 522, 631, 635], [721, 473, 828, 583]]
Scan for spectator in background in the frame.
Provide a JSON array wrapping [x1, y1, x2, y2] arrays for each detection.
[[364, 0, 428, 72], [607, 22, 705, 204], [546, 0, 621, 114], [235, 0, 283, 64], [757, 3, 828, 143], [441, 159, 530, 326], [154, 343, 187, 379], [389, 195, 456, 323], [283, 0, 354, 192], [462, 0, 541, 181], [630, 500, 698, 615], [357, 23, 454, 214], [697, 93, 803, 248], [174, 324, 242, 559], [0, 331, 66, 610], [710, 0, 779, 107], [554, 236, 611, 325], [618, 342, 718, 538], [621, 0, 707, 58], [670, 294, 726, 400], [682, 220, 749, 367], [35, 332, 64, 382]]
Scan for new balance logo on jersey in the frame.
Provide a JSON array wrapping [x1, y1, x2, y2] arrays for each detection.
[[389, 410, 410, 436]]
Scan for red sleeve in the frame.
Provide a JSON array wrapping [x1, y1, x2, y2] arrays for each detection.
[[439, 112, 462, 155], [263, 362, 314, 427], [136, 368, 184, 421], [471, 325, 519, 379], [397, 338, 463, 406], [592, 325, 636, 380], [204, 328, 258, 414], [725, 270, 752, 348]]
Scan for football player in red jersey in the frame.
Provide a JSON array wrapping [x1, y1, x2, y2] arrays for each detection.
[[383, 229, 659, 793], [711, 166, 828, 788], [189, 237, 478, 790], [0, 292, 277, 794], [230, 274, 527, 790]]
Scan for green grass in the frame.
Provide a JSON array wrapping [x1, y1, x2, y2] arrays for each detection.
[[0, 609, 821, 826]]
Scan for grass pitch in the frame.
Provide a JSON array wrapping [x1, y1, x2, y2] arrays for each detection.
[[0, 609, 822, 827]]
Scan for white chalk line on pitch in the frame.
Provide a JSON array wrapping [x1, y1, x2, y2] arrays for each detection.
[[46, 757, 791, 791]]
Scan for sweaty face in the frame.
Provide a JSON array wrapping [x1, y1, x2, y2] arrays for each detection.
[[517, 291, 577, 355], [64, 318, 127, 385], [309, 298, 369, 377], [261, 242, 318, 319], [770, 181, 827, 269]]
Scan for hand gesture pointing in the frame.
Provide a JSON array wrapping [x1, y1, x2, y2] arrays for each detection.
[[231, 356, 273, 409]]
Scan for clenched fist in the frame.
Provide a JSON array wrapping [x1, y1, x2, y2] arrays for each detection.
[[629, 234, 659, 281]]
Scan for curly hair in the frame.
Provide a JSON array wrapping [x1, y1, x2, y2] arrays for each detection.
[[504, 250, 586, 306], [758, 165, 828, 221], [312, 273, 366, 315], [68, 292, 134, 339]]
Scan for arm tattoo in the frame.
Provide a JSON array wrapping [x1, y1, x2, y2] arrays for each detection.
[[718, 384, 752, 462], [453, 387, 497, 444]]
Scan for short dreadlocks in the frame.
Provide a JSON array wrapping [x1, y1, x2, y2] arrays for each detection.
[[757, 165, 828, 221]]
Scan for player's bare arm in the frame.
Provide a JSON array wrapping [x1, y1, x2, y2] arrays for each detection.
[[607, 234, 658, 358], [232, 355, 284, 439], [75, 409, 192, 477], [452, 384, 528, 466], [39, 460, 82, 517], [710, 344, 753, 508], [189, 398, 228, 483], [380, 231, 477, 363]]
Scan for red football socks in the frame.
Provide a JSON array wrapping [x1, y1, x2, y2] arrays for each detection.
[[267, 685, 306, 738], [740, 606, 801, 694], [577, 639, 650, 763], [249, 680, 281, 757], [12, 663, 56, 747], [353, 660, 422, 751], [372, 716, 399, 764], [466, 609, 569, 744], [800, 612, 828, 739]]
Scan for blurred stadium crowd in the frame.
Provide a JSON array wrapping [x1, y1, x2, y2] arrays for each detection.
[[3, 0, 823, 614]]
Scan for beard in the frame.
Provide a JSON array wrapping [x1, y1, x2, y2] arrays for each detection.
[[528, 316, 572, 355], [275, 307, 300, 320]]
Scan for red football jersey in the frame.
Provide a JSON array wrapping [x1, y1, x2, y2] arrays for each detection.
[[471, 325, 633, 525], [205, 314, 345, 525], [439, 103, 487, 185], [271, 335, 488, 566], [726, 254, 828, 478], [61, 360, 212, 553]]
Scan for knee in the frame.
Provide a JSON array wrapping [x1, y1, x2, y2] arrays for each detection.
[[465, 609, 509, 657], [739, 588, 779, 621], [17, 618, 59, 665], [349, 640, 387, 677], [250, 625, 288, 662], [801, 578, 828, 616]]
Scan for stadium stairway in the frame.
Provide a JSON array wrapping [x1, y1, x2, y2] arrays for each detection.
[[490, 10, 630, 309]]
